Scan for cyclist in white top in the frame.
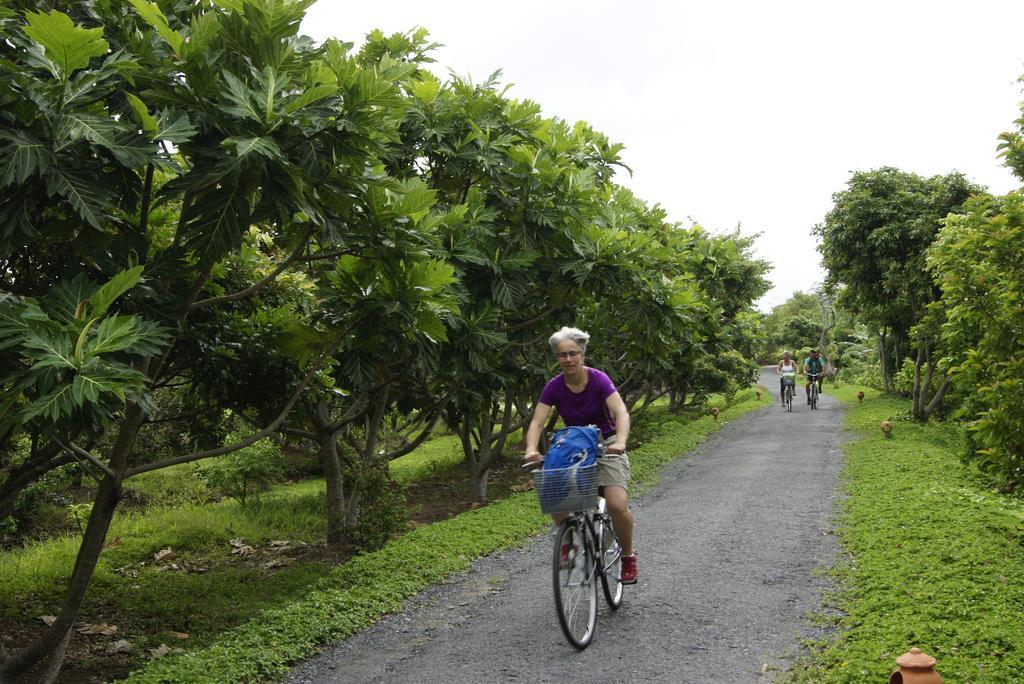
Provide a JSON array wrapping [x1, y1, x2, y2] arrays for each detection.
[[776, 351, 798, 408]]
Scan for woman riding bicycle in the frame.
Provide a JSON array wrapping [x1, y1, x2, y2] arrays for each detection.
[[776, 351, 798, 408], [523, 326, 637, 584]]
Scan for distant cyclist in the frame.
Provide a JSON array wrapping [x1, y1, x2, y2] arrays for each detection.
[[804, 349, 825, 404], [776, 351, 798, 408]]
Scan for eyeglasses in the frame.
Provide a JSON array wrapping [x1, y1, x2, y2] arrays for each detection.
[[556, 350, 582, 360]]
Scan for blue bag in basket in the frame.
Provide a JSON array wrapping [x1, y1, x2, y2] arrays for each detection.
[[541, 425, 600, 504]]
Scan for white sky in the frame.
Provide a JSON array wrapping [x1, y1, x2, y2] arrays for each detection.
[[301, 0, 1024, 310]]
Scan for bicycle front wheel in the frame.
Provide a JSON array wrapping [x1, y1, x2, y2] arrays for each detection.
[[598, 516, 623, 609], [786, 385, 793, 412], [553, 519, 597, 650], [811, 386, 818, 410]]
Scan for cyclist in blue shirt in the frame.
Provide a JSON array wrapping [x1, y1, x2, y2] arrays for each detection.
[[803, 349, 825, 404]]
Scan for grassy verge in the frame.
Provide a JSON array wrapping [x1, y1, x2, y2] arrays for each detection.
[[123, 387, 773, 682], [783, 385, 1024, 682], [0, 437, 463, 610]]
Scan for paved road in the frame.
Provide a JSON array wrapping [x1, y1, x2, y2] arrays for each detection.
[[285, 368, 845, 683]]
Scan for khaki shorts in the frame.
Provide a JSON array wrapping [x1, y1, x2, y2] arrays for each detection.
[[598, 435, 631, 490]]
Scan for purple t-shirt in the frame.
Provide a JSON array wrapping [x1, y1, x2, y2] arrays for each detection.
[[538, 367, 618, 437]]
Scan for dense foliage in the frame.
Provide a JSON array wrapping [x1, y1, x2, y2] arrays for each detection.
[[0, 1, 768, 678], [815, 84, 1024, 489]]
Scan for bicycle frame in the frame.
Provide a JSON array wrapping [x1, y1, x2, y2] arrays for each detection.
[[807, 372, 821, 409]]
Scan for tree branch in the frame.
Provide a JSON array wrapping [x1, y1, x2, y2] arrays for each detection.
[[190, 226, 315, 310], [126, 342, 337, 477], [56, 440, 117, 481], [504, 306, 558, 333]]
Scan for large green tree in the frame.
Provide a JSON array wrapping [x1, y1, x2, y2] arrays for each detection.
[[814, 167, 981, 411], [0, 1, 417, 678]]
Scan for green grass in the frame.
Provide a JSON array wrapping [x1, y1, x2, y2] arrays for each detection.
[[388, 435, 464, 483], [0, 438, 463, 609], [122, 387, 772, 682], [783, 385, 1024, 683], [0, 486, 327, 606]]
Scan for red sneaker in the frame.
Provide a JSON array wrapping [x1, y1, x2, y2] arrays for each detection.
[[560, 541, 578, 568], [621, 554, 638, 584]]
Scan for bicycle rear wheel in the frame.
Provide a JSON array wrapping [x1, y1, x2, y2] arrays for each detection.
[[553, 519, 597, 649], [598, 516, 623, 609]]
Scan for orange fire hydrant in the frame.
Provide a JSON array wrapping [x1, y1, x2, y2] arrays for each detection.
[[889, 647, 942, 684]]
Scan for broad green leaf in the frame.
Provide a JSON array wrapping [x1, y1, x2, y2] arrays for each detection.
[[283, 84, 338, 114], [390, 178, 436, 220], [125, 93, 159, 136], [21, 330, 76, 370], [109, 132, 155, 168], [128, 0, 184, 55], [90, 266, 144, 317], [411, 76, 440, 104], [55, 112, 152, 170], [71, 362, 132, 406], [22, 384, 75, 422], [82, 315, 140, 356], [0, 302, 31, 352], [222, 136, 284, 160], [253, 66, 287, 121], [0, 130, 51, 187], [185, 11, 221, 56], [409, 260, 456, 292], [183, 185, 252, 269], [22, 10, 109, 80], [45, 167, 111, 229], [153, 110, 197, 144], [219, 71, 262, 122], [57, 112, 121, 150], [414, 309, 448, 343], [47, 273, 96, 323]]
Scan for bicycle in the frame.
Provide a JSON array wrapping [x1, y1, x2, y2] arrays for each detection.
[[807, 372, 821, 410], [782, 373, 796, 412], [530, 454, 623, 650]]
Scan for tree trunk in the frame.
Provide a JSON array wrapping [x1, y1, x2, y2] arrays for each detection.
[[921, 374, 952, 421], [911, 347, 925, 416], [879, 328, 893, 392], [344, 487, 361, 528], [314, 402, 346, 547], [470, 462, 490, 503], [0, 405, 145, 681]]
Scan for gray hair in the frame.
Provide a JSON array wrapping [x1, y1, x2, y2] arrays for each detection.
[[548, 326, 590, 353]]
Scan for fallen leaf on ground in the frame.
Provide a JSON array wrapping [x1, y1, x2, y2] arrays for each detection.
[[148, 643, 184, 659], [262, 559, 290, 569], [40, 615, 56, 626], [153, 547, 175, 563], [106, 640, 132, 654], [231, 544, 256, 556], [75, 622, 118, 637]]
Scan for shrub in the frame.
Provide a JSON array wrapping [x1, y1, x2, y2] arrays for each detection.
[[196, 431, 288, 505], [343, 464, 409, 550]]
